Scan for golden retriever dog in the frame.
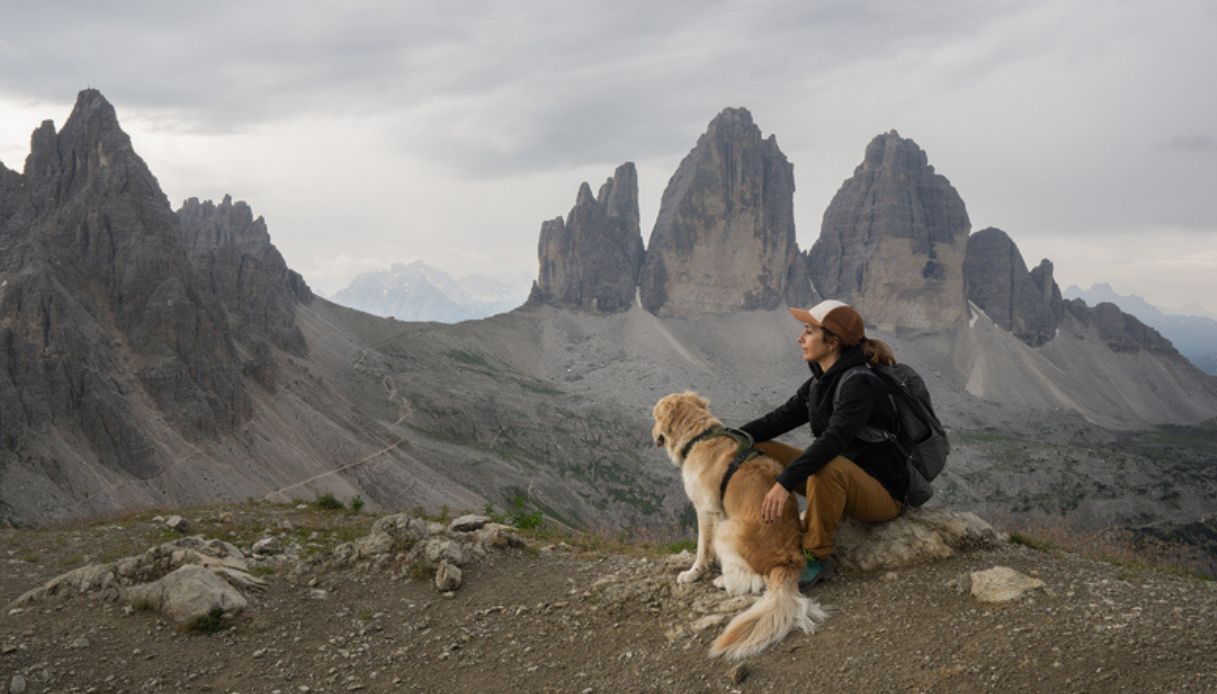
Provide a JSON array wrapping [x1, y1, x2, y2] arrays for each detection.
[[652, 392, 827, 659]]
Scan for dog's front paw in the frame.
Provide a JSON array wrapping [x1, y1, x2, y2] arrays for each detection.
[[677, 567, 705, 584], [712, 576, 726, 589]]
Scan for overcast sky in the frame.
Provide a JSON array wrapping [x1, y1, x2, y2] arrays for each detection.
[[1, 0, 1215, 315]]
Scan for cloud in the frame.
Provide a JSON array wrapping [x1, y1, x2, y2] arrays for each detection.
[[1160, 134, 1217, 154]]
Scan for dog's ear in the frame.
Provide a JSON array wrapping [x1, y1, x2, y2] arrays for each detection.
[[677, 391, 709, 411]]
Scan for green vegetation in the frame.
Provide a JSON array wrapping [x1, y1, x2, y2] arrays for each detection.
[[443, 349, 492, 370], [313, 493, 344, 511], [349, 495, 365, 513]]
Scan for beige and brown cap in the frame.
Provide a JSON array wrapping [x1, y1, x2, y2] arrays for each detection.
[[789, 300, 865, 346]]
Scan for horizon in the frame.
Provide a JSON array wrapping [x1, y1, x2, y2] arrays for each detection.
[[1, 1, 1214, 313]]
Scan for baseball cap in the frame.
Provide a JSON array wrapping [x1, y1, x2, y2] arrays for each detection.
[[789, 300, 865, 346]]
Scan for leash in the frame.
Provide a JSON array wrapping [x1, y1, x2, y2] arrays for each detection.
[[679, 425, 762, 504]]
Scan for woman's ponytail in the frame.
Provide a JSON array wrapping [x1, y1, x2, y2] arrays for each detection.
[[862, 336, 896, 366]]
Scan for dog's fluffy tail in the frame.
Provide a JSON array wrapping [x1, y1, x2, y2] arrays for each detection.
[[708, 565, 828, 660]]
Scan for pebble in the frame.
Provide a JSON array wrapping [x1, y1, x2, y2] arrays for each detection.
[[727, 664, 750, 685]]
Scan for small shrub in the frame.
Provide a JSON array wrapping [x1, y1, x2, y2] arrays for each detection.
[[187, 607, 230, 634], [313, 493, 343, 511], [349, 495, 365, 513], [408, 562, 434, 580], [659, 539, 697, 554], [508, 495, 543, 530]]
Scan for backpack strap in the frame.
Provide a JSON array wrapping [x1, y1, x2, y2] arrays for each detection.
[[832, 364, 900, 446]]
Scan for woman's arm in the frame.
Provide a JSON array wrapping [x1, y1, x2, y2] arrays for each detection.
[[773, 373, 881, 492], [738, 379, 813, 443]]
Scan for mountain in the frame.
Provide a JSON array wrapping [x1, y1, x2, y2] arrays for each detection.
[[331, 261, 529, 323], [964, 227, 1060, 347], [1064, 283, 1217, 374], [639, 108, 815, 317], [808, 130, 970, 330], [527, 162, 644, 313]]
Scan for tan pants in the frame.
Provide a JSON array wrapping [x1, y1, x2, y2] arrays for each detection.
[[755, 441, 902, 559]]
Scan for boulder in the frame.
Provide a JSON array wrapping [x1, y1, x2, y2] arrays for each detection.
[[251, 536, 284, 555], [969, 566, 1045, 603], [434, 560, 463, 592], [449, 514, 491, 533], [807, 131, 970, 330], [165, 515, 190, 533], [639, 108, 814, 316], [833, 508, 999, 571], [122, 564, 247, 624]]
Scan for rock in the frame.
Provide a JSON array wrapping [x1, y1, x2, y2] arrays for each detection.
[[691, 614, 728, 632], [421, 538, 470, 566], [371, 514, 431, 545], [122, 564, 247, 624], [964, 228, 1059, 346], [807, 130, 970, 330], [435, 561, 463, 592], [165, 515, 190, 533], [354, 530, 396, 558], [726, 663, 751, 685], [970, 566, 1046, 603], [472, 523, 524, 550], [211, 567, 266, 593], [639, 107, 814, 316], [1029, 259, 1065, 324], [1064, 300, 1180, 355], [833, 508, 998, 572], [9, 673, 27, 694], [448, 514, 491, 533], [252, 537, 284, 555], [528, 162, 645, 313]]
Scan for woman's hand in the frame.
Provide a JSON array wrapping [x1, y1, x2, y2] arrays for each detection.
[[761, 482, 791, 523]]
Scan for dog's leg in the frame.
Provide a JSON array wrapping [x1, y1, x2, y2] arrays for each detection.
[[678, 509, 719, 583]]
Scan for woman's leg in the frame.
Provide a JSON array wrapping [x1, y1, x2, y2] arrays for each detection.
[[803, 456, 901, 559]]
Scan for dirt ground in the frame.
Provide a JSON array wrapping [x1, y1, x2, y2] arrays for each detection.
[[2, 503, 1215, 693]]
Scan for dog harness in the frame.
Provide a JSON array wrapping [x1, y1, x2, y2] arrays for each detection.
[[679, 425, 763, 502]]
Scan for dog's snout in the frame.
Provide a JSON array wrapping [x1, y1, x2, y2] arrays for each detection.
[[655, 433, 666, 448]]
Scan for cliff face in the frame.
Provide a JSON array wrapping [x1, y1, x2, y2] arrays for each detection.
[[964, 227, 1060, 347], [0, 90, 249, 476], [638, 108, 814, 317], [528, 162, 644, 313], [808, 131, 970, 329], [177, 195, 312, 360]]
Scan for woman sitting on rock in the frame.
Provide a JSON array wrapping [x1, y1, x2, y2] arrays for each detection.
[[739, 300, 906, 590]]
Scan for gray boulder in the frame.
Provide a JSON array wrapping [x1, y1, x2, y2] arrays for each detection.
[[434, 560, 463, 592], [833, 508, 999, 571], [807, 130, 970, 329], [639, 108, 814, 317], [969, 565, 1046, 603], [528, 162, 644, 313], [122, 564, 247, 624]]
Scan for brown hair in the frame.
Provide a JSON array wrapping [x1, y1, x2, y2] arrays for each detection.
[[862, 337, 896, 366]]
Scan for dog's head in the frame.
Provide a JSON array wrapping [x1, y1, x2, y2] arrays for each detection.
[[651, 391, 712, 464]]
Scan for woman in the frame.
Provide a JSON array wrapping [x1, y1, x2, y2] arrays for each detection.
[[738, 300, 907, 590]]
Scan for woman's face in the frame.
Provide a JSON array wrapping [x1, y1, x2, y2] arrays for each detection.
[[797, 324, 836, 363]]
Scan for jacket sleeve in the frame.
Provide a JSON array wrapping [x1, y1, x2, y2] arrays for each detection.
[[775, 372, 882, 492], [738, 379, 812, 443]]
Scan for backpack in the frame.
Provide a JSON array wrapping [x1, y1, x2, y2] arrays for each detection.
[[834, 362, 950, 507]]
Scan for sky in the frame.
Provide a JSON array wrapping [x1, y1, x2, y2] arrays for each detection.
[[1, 0, 1215, 315]]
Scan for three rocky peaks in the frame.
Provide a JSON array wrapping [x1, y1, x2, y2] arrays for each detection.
[[527, 108, 1180, 357]]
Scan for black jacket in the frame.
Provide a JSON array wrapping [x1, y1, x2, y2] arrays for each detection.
[[739, 344, 909, 501]]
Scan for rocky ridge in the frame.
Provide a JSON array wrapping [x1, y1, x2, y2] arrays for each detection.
[[639, 108, 814, 317], [964, 227, 1060, 347], [528, 162, 644, 313], [2, 503, 1215, 693], [807, 130, 971, 330]]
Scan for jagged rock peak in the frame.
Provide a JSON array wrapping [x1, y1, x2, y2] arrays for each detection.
[[176, 195, 312, 361], [528, 162, 644, 313], [1064, 300, 1180, 356], [964, 227, 1059, 347], [1029, 258, 1065, 323], [807, 130, 970, 330], [638, 108, 814, 317]]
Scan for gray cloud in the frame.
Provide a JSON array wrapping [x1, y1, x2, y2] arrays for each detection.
[[1161, 134, 1217, 154]]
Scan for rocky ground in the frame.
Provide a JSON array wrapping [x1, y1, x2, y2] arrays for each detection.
[[2, 502, 1215, 693]]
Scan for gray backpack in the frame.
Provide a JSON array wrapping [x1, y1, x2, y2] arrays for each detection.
[[834, 363, 949, 506]]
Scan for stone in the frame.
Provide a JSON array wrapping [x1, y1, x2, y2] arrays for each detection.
[[9, 673, 27, 694], [528, 162, 645, 313], [639, 108, 814, 316], [1063, 300, 1180, 355], [969, 566, 1046, 603], [122, 564, 247, 624], [691, 614, 727, 632], [165, 515, 190, 533], [448, 514, 491, 533], [435, 560, 463, 592], [726, 663, 751, 685], [833, 508, 999, 572], [421, 538, 470, 566], [354, 530, 396, 558], [252, 537, 284, 555], [964, 228, 1059, 346], [807, 130, 970, 330]]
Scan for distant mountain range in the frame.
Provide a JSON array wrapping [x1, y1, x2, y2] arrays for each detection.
[[1064, 283, 1217, 374], [331, 261, 531, 323]]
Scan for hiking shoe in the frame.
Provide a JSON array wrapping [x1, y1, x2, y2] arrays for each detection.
[[798, 553, 837, 592]]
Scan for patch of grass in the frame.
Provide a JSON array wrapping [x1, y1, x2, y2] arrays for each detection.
[[443, 349, 492, 369], [313, 493, 343, 511], [250, 565, 276, 577], [349, 495, 365, 513], [1008, 532, 1054, 552], [186, 607, 231, 634], [408, 562, 434, 580], [657, 539, 697, 555]]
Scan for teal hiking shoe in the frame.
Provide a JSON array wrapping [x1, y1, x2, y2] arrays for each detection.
[[799, 551, 837, 592]]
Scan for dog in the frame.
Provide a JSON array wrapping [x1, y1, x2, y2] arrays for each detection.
[[651, 391, 827, 659]]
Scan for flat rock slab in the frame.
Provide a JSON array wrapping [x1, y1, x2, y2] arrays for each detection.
[[123, 564, 247, 624], [970, 565, 1046, 603], [448, 514, 491, 533], [834, 507, 1000, 571]]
